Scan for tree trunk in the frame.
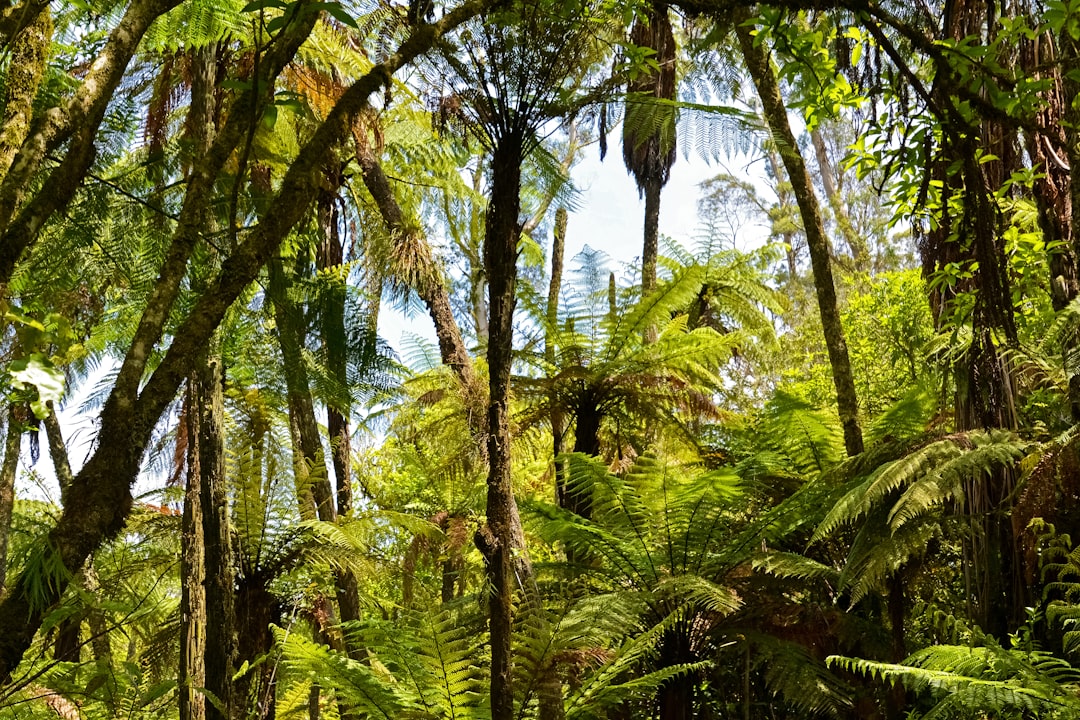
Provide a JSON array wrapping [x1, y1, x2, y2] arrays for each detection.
[[0, 405, 18, 594], [0, 6, 50, 176], [764, 148, 800, 294], [642, 174, 662, 300], [42, 403, 70, 505], [269, 258, 336, 523], [735, 11, 864, 457], [623, 1, 676, 318], [43, 406, 115, 705], [180, 382, 207, 720], [316, 172, 363, 653], [235, 573, 279, 720], [478, 132, 536, 720], [356, 145, 480, 401], [547, 207, 568, 509], [809, 127, 868, 270], [195, 353, 236, 720], [657, 627, 694, 720]]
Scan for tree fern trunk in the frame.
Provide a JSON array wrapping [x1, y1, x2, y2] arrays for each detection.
[[195, 352, 236, 720], [642, 174, 662, 301], [480, 131, 537, 720], [269, 258, 336, 523], [235, 575, 280, 720], [317, 165, 363, 655], [735, 9, 864, 457], [180, 383, 207, 720]]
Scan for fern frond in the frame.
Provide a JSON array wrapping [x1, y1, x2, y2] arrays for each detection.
[[601, 265, 705, 362], [752, 551, 840, 584], [275, 627, 421, 719]]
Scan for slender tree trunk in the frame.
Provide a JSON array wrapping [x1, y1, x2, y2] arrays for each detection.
[[50, 403, 79, 664], [541, 207, 569, 720], [316, 172, 363, 656], [547, 207, 568, 509], [269, 258, 336, 523], [355, 145, 479, 402], [0, 405, 18, 594], [195, 352, 236, 720], [764, 148, 801, 294], [42, 404, 70, 505], [44, 406, 115, 705], [735, 11, 864, 456], [642, 175, 662, 299], [477, 132, 537, 720], [180, 383, 207, 720], [810, 127, 868, 270], [1059, 28, 1080, 419]]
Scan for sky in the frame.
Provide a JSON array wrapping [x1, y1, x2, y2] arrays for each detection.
[[377, 139, 764, 351]]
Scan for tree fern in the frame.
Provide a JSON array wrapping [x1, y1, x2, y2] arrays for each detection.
[[757, 391, 845, 477], [829, 643, 1080, 719], [276, 626, 422, 719], [813, 430, 1028, 543]]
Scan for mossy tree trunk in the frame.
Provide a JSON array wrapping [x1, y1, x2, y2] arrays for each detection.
[[735, 9, 864, 457]]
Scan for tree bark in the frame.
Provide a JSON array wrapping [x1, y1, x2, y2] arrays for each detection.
[[0, 1, 49, 49], [735, 11, 864, 456], [42, 403, 70, 505], [316, 169, 363, 651], [196, 354, 236, 720], [269, 258, 336, 523], [809, 127, 868, 270], [0, 0, 187, 287], [43, 407, 114, 706], [235, 573, 280, 720], [547, 207, 568, 509], [356, 145, 479, 398], [642, 176, 662, 299], [478, 132, 537, 720], [180, 382, 207, 720], [0, 6, 49, 176]]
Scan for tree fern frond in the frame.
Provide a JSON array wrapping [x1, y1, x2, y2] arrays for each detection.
[[749, 634, 853, 717], [866, 383, 937, 446], [814, 430, 1025, 543], [601, 265, 705, 361], [752, 551, 840, 584], [888, 432, 1027, 531], [655, 574, 741, 615], [758, 391, 845, 476], [276, 626, 422, 720]]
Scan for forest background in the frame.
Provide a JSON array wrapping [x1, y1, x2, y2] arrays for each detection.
[[0, 0, 1079, 718]]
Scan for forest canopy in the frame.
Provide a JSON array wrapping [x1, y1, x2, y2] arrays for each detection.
[[1, 0, 1080, 718]]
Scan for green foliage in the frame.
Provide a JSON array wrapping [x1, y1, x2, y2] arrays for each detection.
[[829, 644, 1080, 719], [814, 430, 1029, 542]]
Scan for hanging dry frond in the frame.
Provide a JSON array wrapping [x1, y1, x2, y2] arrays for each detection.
[[622, 2, 677, 194]]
